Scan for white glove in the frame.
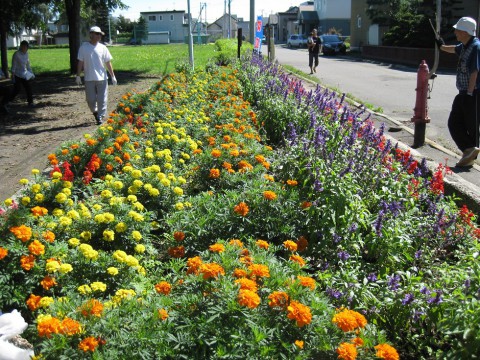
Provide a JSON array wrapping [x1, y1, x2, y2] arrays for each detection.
[[111, 76, 117, 86], [75, 75, 82, 85]]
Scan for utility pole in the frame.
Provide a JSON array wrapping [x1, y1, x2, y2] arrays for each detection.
[[249, 0, 254, 43], [187, 0, 194, 70]]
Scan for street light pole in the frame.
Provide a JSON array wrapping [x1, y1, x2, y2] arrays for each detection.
[[187, 0, 194, 69]]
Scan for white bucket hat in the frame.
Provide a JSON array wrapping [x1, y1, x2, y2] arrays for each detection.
[[453, 17, 476, 36], [89, 26, 105, 35]]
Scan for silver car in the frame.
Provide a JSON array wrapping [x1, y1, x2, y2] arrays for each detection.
[[287, 34, 307, 48]]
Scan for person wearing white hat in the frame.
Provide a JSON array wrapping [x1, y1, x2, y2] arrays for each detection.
[[76, 26, 117, 125], [436, 17, 480, 167]]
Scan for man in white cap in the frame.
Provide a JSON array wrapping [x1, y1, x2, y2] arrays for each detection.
[[437, 17, 480, 167], [76, 26, 117, 125]]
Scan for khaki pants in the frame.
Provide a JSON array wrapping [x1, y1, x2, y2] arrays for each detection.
[[85, 80, 108, 119]]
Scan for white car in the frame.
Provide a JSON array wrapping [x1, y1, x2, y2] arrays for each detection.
[[287, 34, 307, 48]]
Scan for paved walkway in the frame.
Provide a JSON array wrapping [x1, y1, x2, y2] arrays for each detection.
[[273, 48, 480, 213]]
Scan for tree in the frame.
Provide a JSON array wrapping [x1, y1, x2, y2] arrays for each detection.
[[133, 16, 148, 44], [116, 14, 133, 34]]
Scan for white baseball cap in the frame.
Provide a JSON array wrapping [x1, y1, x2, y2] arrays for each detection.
[[89, 26, 105, 35], [453, 17, 476, 36]]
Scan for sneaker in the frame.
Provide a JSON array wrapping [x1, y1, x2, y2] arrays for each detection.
[[93, 112, 101, 124], [456, 147, 480, 167], [96, 116, 104, 125]]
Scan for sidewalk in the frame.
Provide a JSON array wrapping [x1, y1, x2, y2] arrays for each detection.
[[279, 58, 480, 214]]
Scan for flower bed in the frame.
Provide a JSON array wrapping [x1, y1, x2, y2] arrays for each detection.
[[0, 54, 479, 359]]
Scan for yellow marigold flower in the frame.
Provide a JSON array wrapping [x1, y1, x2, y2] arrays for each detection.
[[58, 216, 72, 227], [158, 308, 169, 320], [297, 276, 316, 290], [255, 239, 269, 250], [175, 202, 185, 211], [107, 267, 119, 276], [113, 250, 128, 262], [10, 225, 32, 242], [59, 263, 73, 274], [332, 309, 368, 332], [294, 340, 304, 349], [45, 260, 60, 273], [289, 254, 306, 267], [235, 277, 258, 292], [55, 192, 67, 203], [4, 198, 13, 206], [21, 197, 30, 205], [283, 240, 298, 252], [135, 244, 146, 253], [78, 336, 100, 353], [199, 262, 225, 280], [173, 187, 183, 196], [78, 285, 92, 295], [34, 193, 44, 202], [68, 237, 80, 247], [90, 281, 107, 292], [155, 281, 172, 295], [237, 289, 261, 309], [248, 263, 270, 278], [80, 231, 92, 241], [39, 296, 54, 308], [209, 243, 225, 253], [268, 291, 289, 309], [103, 229, 115, 242], [116, 222, 128, 233], [263, 190, 277, 201], [0, 247, 8, 260], [233, 202, 249, 216], [337, 342, 358, 360], [125, 255, 139, 267], [32, 168, 40, 175], [374, 344, 399, 360], [287, 300, 312, 327], [28, 240, 45, 256]]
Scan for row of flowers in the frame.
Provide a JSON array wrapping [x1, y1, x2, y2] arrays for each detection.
[[1, 51, 479, 358]]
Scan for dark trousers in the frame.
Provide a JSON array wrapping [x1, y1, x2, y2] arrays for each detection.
[[10, 75, 33, 104], [448, 91, 480, 151], [309, 52, 319, 68], [0, 86, 10, 106]]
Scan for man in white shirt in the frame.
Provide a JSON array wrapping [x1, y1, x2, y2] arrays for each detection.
[[76, 26, 117, 125]]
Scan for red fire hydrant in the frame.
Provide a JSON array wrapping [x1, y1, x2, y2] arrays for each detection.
[[411, 60, 431, 148]]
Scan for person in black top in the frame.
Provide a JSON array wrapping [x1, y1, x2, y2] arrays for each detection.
[[308, 29, 322, 74]]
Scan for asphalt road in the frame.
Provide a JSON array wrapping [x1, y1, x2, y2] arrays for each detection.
[[274, 45, 459, 153]]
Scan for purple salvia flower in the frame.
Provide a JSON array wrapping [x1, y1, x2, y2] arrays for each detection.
[[401, 293, 415, 305], [367, 273, 377, 282], [337, 251, 350, 261], [387, 274, 401, 291]]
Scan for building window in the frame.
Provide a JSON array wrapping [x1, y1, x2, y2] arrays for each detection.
[[170, 15, 174, 21], [148, 15, 156, 21], [159, 15, 163, 21]]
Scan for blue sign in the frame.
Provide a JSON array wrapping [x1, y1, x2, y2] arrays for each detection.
[[254, 16, 263, 52]]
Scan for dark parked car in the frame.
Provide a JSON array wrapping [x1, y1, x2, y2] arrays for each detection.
[[320, 34, 347, 55]]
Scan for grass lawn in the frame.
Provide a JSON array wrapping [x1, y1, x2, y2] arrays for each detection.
[[7, 44, 222, 75]]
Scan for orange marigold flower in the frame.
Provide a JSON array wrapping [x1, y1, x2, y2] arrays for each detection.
[[209, 168, 221, 178], [268, 291, 289, 309], [209, 243, 225, 253], [248, 263, 270, 278], [296, 236, 308, 252], [337, 342, 358, 360], [168, 245, 185, 258], [222, 161, 233, 170], [47, 153, 56, 161], [232, 268, 247, 278], [229, 239, 244, 247], [235, 278, 258, 292], [31, 206, 48, 217], [0, 247, 8, 260], [255, 239, 269, 250], [40, 276, 57, 290], [199, 262, 225, 280], [37, 316, 62, 338], [374, 344, 399, 360], [255, 154, 266, 163], [263, 190, 277, 201], [28, 239, 45, 256], [294, 340, 304, 349], [332, 309, 368, 332], [26, 294, 42, 311], [78, 336, 99, 352], [155, 281, 172, 295], [264, 174, 274, 182], [238, 160, 252, 170], [287, 179, 298, 186], [43, 230, 55, 243], [73, 155, 81, 164], [80, 299, 104, 317], [158, 308, 169, 320], [233, 202, 249, 216], [193, 149, 203, 155], [287, 300, 312, 327], [283, 240, 298, 252], [237, 289, 261, 309], [20, 254, 35, 271], [173, 231, 185, 241], [289, 254, 306, 267], [10, 225, 32, 242], [230, 149, 240, 157], [211, 149, 222, 158], [186, 256, 203, 275], [297, 276, 316, 290], [301, 201, 312, 209], [60, 317, 82, 336], [351, 337, 364, 347]]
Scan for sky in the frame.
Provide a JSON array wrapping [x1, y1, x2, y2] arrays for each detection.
[[113, 0, 298, 23]]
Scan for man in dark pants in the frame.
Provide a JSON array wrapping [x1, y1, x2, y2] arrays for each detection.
[[307, 29, 322, 74], [438, 17, 480, 167]]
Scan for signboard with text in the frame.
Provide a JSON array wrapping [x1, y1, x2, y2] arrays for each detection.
[[254, 16, 263, 52]]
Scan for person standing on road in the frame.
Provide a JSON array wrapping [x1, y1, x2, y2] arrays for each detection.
[[76, 26, 117, 125], [437, 17, 480, 167], [308, 29, 322, 74], [10, 40, 35, 108]]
